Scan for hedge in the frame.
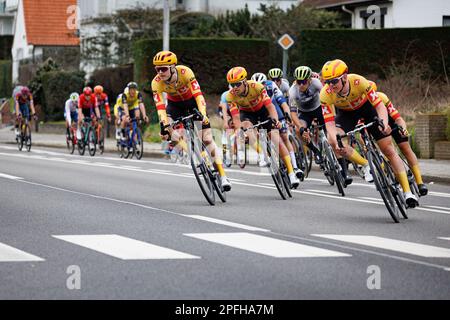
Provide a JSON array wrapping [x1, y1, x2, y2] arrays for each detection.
[[41, 70, 85, 121], [133, 38, 271, 95], [0, 36, 13, 60], [89, 64, 134, 104], [291, 27, 450, 78], [0, 60, 12, 99]]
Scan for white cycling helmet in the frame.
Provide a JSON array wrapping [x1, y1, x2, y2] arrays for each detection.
[[251, 72, 267, 83], [70, 92, 79, 102]]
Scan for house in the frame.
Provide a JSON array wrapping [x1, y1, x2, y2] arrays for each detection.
[[302, 0, 450, 29], [11, 0, 80, 84], [0, 0, 16, 36], [78, 0, 300, 77]]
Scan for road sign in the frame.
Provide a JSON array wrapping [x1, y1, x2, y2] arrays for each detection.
[[278, 34, 295, 50]]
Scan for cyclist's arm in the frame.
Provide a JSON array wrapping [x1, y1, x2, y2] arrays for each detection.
[[362, 78, 389, 127], [187, 77, 207, 118], [94, 96, 101, 119], [219, 102, 230, 128], [321, 99, 338, 147], [65, 101, 72, 126], [121, 94, 130, 117], [14, 98, 20, 115], [104, 96, 111, 119], [228, 102, 241, 132], [29, 95, 36, 115]]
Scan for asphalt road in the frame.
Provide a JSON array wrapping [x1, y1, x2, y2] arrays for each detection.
[[0, 144, 449, 300]]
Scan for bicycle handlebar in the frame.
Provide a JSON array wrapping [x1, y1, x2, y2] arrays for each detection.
[[241, 118, 274, 133]]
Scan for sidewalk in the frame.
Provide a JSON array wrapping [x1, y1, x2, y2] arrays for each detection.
[[1, 125, 449, 184]]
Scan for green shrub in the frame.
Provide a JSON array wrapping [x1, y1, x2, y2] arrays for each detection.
[[89, 64, 134, 103], [133, 37, 271, 95], [0, 60, 12, 98], [41, 70, 85, 121]]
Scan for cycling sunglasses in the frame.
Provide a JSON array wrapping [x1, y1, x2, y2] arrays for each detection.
[[230, 81, 245, 88], [296, 79, 308, 85], [155, 66, 170, 73], [325, 75, 343, 86]]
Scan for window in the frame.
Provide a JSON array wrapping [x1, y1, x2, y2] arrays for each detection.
[[444, 16, 450, 27], [0, 1, 5, 13], [360, 7, 387, 29]]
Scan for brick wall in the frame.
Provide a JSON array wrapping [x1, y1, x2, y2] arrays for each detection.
[[415, 114, 448, 159], [434, 141, 450, 160]]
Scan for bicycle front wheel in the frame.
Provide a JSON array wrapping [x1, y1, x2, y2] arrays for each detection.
[[368, 150, 400, 223], [133, 128, 144, 160], [24, 124, 32, 152], [88, 128, 96, 156], [191, 146, 215, 205], [323, 141, 345, 196], [266, 141, 288, 200]]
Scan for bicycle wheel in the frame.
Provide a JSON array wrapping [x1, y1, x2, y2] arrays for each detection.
[[236, 132, 246, 169], [367, 150, 400, 223], [98, 126, 105, 155], [384, 161, 408, 219], [88, 128, 96, 156], [133, 128, 144, 160], [323, 141, 345, 196], [24, 124, 32, 152], [190, 143, 215, 205], [266, 141, 288, 200], [17, 128, 24, 151], [289, 134, 305, 181], [280, 166, 293, 198], [203, 148, 227, 203]]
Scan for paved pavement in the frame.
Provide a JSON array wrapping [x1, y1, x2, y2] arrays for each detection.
[[1, 125, 449, 184], [0, 144, 449, 299]]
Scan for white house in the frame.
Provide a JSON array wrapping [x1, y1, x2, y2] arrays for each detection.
[[303, 0, 450, 29], [0, 0, 17, 36], [79, 0, 300, 77], [11, 0, 80, 84]]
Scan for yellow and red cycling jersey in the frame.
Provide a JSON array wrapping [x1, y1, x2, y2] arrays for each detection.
[[377, 92, 401, 121], [151, 65, 206, 123], [320, 74, 382, 123], [225, 80, 272, 116]]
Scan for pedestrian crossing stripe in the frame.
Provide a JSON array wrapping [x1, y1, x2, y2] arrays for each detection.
[[0, 242, 45, 262], [312, 235, 450, 258], [184, 232, 351, 258], [52, 235, 200, 260]]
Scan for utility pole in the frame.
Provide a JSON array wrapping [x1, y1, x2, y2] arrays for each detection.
[[163, 0, 170, 51]]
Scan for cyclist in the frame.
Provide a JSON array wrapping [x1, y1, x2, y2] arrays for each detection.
[[78, 86, 101, 140], [219, 87, 233, 130], [64, 92, 79, 139], [268, 68, 290, 97], [94, 85, 111, 123], [369, 80, 428, 196], [288, 67, 332, 175], [226, 66, 300, 188], [151, 50, 231, 191], [118, 82, 149, 141], [320, 59, 418, 207], [14, 86, 37, 140], [251, 72, 303, 178], [113, 93, 124, 140]]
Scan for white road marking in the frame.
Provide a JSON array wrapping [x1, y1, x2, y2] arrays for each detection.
[[312, 235, 450, 258], [0, 242, 44, 262], [184, 232, 351, 258], [438, 237, 450, 241], [306, 189, 338, 195], [425, 205, 450, 212], [0, 173, 23, 180], [119, 165, 141, 170], [429, 192, 450, 199], [359, 197, 383, 202], [52, 234, 199, 260], [186, 215, 270, 232]]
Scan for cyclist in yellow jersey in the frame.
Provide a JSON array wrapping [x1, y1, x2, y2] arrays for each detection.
[[118, 82, 149, 140], [151, 50, 231, 191], [368, 81, 428, 196], [225, 66, 300, 189], [320, 59, 418, 207]]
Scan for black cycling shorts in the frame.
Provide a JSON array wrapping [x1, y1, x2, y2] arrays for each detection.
[[298, 107, 325, 128], [240, 107, 273, 131], [335, 101, 388, 141], [166, 98, 210, 129]]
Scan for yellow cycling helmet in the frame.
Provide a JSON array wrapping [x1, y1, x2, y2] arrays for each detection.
[[227, 67, 247, 84], [153, 51, 178, 66], [321, 59, 348, 80], [368, 80, 377, 92]]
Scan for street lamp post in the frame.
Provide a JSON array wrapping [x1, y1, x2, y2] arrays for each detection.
[[163, 0, 170, 51]]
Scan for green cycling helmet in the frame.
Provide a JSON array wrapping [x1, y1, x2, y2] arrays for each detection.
[[268, 68, 283, 80], [294, 66, 312, 81]]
